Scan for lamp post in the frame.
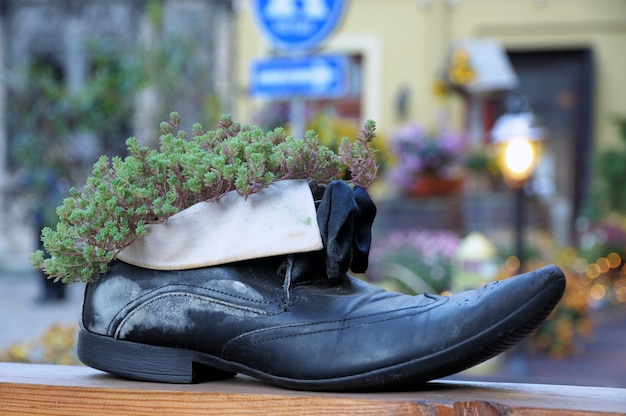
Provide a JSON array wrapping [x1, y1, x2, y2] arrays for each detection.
[[491, 98, 544, 376], [491, 98, 544, 274]]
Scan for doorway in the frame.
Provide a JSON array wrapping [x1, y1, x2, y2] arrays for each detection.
[[493, 48, 594, 242]]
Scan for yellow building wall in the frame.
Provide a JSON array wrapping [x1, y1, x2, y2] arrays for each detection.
[[448, 0, 626, 150], [234, 0, 626, 149]]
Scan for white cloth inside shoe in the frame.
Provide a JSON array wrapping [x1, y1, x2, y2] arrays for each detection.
[[117, 180, 323, 270]]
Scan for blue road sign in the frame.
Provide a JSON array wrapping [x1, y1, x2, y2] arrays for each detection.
[[252, 0, 347, 51], [250, 55, 348, 99]]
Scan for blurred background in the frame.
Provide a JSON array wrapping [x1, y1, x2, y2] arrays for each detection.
[[1, 0, 625, 388]]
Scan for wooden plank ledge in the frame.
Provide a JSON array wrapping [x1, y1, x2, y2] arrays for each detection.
[[1, 363, 625, 415]]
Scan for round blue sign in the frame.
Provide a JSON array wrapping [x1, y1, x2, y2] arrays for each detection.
[[252, 0, 348, 52]]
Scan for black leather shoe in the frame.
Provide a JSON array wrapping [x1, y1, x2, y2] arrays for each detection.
[[77, 181, 566, 391]]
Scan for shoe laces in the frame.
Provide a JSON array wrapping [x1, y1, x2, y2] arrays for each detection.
[[278, 255, 295, 301]]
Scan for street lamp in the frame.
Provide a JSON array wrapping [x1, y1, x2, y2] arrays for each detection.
[[491, 98, 544, 274], [492, 110, 543, 187], [491, 97, 545, 375]]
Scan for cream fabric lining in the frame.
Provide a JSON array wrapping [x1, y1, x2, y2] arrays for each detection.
[[117, 180, 323, 270]]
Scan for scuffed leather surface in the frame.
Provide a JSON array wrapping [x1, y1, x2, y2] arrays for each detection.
[[83, 259, 443, 377], [82, 259, 564, 380]]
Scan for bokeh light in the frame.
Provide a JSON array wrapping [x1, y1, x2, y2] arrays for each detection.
[[585, 263, 601, 279], [607, 252, 621, 268], [589, 283, 607, 302], [505, 256, 520, 272]]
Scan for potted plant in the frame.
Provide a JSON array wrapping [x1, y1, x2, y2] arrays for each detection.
[[388, 121, 465, 197], [30, 113, 378, 284]]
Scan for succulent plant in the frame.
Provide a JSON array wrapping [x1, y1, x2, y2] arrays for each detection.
[[30, 113, 378, 284]]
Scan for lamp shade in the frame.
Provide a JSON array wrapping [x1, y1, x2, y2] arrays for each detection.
[[444, 39, 518, 95]]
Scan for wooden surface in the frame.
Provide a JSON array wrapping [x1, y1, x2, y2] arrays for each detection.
[[0, 363, 625, 415]]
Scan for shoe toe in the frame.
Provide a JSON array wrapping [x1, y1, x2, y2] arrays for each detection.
[[413, 264, 566, 381]]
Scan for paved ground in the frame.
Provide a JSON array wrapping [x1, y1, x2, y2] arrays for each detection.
[[1, 271, 625, 388], [0, 271, 84, 350]]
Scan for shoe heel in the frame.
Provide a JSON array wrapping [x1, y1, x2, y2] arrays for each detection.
[[77, 330, 235, 383]]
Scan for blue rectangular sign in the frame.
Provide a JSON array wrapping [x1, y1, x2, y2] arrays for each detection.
[[250, 54, 348, 99]]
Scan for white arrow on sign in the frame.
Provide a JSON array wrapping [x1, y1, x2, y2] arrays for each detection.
[[257, 61, 336, 91], [250, 54, 348, 98]]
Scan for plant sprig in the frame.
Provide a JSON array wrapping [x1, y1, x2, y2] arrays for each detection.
[[30, 113, 378, 283]]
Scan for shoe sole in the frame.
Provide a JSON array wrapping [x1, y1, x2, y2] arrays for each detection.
[[78, 273, 565, 391]]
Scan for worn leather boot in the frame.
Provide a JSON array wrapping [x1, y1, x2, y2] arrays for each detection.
[[78, 180, 566, 391]]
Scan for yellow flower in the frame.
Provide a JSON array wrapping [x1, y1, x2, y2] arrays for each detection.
[[447, 47, 475, 86]]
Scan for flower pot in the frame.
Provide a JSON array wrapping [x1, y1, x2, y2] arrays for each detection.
[[407, 174, 463, 197]]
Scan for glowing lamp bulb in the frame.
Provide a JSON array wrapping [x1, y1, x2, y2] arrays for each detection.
[[504, 138, 535, 175]]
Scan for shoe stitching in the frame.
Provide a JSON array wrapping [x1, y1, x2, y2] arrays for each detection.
[[107, 284, 282, 335], [158, 283, 279, 305], [222, 299, 447, 357], [114, 292, 286, 338], [224, 276, 564, 367]]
